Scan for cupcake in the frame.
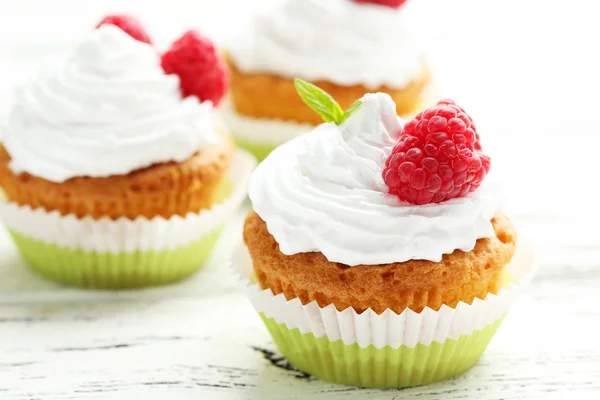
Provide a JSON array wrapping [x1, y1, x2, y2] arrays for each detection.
[[224, 0, 430, 161], [0, 20, 255, 289], [234, 80, 535, 387]]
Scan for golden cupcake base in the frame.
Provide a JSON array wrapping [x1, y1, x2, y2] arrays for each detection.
[[244, 210, 517, 315], [227, 56, 431, 126], [0, 133, 235, 220]]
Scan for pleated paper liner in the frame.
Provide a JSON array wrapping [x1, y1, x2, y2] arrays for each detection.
[[234, 138, 281, 163], [8, 229, 221, 289], [0, 150, 256, 289], [219, 103, 312, 162], [233, 240, 535, 388], [262, 315, 503, 388]]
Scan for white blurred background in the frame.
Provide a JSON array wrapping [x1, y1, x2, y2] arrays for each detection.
[[0, 0, 599, 269]]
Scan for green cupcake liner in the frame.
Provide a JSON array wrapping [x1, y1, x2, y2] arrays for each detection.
[[3, 179, 239, 289], [9, 228, 222, 289], [234, 137, 280, 162], [261, 314, 504, 388]]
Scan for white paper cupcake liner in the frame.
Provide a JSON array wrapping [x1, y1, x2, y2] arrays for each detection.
[[220, 102, 314, 145], [233, 239, 536, 349], [0, 149, 256, 253]]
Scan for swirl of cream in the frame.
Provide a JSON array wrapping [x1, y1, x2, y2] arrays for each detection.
[[3, 25, 221, 183], [249, 93, 502, 266], [229, 0, 423, 89]]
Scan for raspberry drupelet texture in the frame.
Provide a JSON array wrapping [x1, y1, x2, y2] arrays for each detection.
[[437, 98, 482, 150], [383, 100, 491, 205], [353, 0, 409, 8], [161, 31, 229, 106], [96, 15, 152, 44]]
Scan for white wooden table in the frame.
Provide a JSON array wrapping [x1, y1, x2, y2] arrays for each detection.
[[0, 0, 599, 398]]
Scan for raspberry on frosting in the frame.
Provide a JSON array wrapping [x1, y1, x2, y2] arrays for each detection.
[[252, 87, 501, 266], [383, 100, 491, 205], [96, 15, 152, 44], [353, 0, 409, 9], [161, 31, 229, 106]]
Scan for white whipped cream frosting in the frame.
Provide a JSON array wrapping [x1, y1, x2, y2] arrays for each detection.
[[229, 0, 423, 89], [249, 93, 501, 266], [4, 25, 221, 183]]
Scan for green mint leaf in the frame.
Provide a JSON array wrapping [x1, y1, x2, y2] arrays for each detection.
[[294, 78, 344, 124], [340, 99, 362, 124]]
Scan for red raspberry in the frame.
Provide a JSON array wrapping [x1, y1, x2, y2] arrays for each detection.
[[436, 98, 482, 150], [96, 15, 152, 44], [353, 0, 408, 8], [161, 31, 229, 106], [382, 100, 491, 205]]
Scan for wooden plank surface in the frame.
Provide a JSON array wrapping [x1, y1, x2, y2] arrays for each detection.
[[0, 268, 598, 399]]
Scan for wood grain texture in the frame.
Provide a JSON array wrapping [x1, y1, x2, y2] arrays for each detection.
[[0, 283, 598, 400], [0, 0, 600, 398]]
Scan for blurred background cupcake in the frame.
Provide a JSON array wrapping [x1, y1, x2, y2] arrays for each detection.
[[0, 19, 255, 289], [224, 0, 430, 160]]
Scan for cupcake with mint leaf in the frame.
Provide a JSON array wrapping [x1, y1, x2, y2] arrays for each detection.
[[234, 79, 535, 387]]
